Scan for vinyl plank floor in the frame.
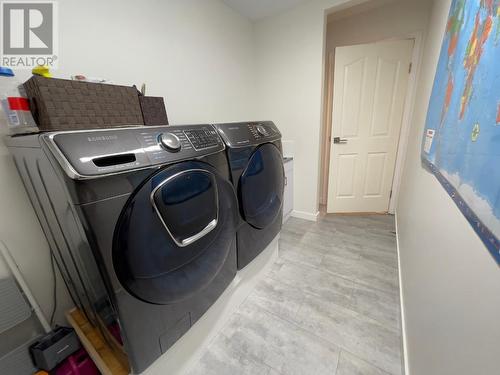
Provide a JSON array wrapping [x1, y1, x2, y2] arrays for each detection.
[[187, 214, 402, 375], [336, 350, 392, 375]]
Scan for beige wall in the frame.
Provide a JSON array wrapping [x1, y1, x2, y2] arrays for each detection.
[[0, 0, 257, 324], [326, 0, 432, 51], [397, 0, 500, 374]]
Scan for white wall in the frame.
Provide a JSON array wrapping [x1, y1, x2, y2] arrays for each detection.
[[252, 0, 435, 219], [253, 0, 355, 219], [253, 0, 426, 218], [397, 0, 500, 374], [0, 0, 256, 324]]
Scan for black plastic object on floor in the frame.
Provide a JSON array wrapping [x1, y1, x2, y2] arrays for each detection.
[[30, 327, 81, 371]]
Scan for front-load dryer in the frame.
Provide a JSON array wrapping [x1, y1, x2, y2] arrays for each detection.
[[6, 125, 238, 373], [214, 121, 284, 269]]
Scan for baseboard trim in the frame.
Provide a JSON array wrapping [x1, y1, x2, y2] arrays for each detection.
[[290, 210, 319, 222], [395, 212, 410, 375]]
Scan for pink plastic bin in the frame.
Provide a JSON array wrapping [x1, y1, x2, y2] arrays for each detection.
[[54, 348, 100, 375]]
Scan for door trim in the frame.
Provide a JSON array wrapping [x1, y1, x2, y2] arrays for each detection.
[[388, 31, 425, 213], [320, 31, 424, 214]]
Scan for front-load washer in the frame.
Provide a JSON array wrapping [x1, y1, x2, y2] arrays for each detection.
[[6, 124, 238, 373], [213, 121, 284, 269]]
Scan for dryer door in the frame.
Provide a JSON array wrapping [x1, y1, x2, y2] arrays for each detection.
[[113, 161, 238, 305], [239, 143, 285, 229]]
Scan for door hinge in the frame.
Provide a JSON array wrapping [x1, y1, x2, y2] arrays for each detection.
[[408, 62, 412, 74]]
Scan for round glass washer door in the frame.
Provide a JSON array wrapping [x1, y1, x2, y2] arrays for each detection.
[[113, 161, 238, 305], [238, 143, 285, 229]]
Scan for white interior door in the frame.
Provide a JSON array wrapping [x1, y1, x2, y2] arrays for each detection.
[[327, 39, 413, 213]]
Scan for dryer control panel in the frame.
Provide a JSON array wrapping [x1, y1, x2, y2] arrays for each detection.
[[44, 124, 225, 179], [214, 121, 281, 148]]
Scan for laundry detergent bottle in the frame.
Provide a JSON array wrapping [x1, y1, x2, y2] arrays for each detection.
[[0, 67, 38, 134]]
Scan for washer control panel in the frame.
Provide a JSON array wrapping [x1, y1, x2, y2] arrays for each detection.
[[136, 124, 223, 165], [248, 122, 278, 139], [47, 124, 224, 179], [214, 121, 281, 148], [183, 128, 221, 150]]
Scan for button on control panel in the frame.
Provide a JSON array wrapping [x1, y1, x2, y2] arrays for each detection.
[[158, 132, 181, 152], [184, 128, 221, 151], [256, 124, 267, 135], [247, 122, 277, 140], [138, 128, 193, 164]]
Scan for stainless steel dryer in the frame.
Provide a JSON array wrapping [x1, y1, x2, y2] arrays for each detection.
[[6, 125, 238, 374], [214, 121, 284, 269]]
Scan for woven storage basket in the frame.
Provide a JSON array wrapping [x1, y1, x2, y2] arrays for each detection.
[[139, 96, 169, 126], [23, 76, 144, 131]]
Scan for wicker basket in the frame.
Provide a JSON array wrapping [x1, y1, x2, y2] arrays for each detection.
[[23, 76, 144, 131], [139, 96, 169, 126]]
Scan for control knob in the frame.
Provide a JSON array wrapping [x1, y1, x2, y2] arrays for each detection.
[[256, 124, 267, 136], [158, 133, 181, 152]]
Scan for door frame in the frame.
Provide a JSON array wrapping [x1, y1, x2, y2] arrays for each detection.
[[319, 31, 425, 214]]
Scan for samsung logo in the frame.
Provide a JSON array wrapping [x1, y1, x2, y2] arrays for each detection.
[[87, 135, 118, 142]]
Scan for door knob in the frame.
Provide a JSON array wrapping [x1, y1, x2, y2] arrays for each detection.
[[333, 137, 348, 144]]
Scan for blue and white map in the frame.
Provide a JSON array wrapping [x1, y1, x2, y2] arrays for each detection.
[[422, 0, 500, 264]]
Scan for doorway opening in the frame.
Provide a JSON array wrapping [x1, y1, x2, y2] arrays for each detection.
[[319, 0, 430, 214]]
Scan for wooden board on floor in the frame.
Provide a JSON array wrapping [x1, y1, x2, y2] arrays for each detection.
[[66, 308, 130, 375]]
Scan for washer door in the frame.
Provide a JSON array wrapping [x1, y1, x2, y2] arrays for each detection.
[[113, 161, 238, 305], [239, 143, 285, 229]]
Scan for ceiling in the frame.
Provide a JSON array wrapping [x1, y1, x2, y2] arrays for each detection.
[[327, 0, 410, 22], [222, 0, 309, 21]]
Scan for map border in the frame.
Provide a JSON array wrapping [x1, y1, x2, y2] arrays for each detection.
[[422, 158, 500, 265]]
